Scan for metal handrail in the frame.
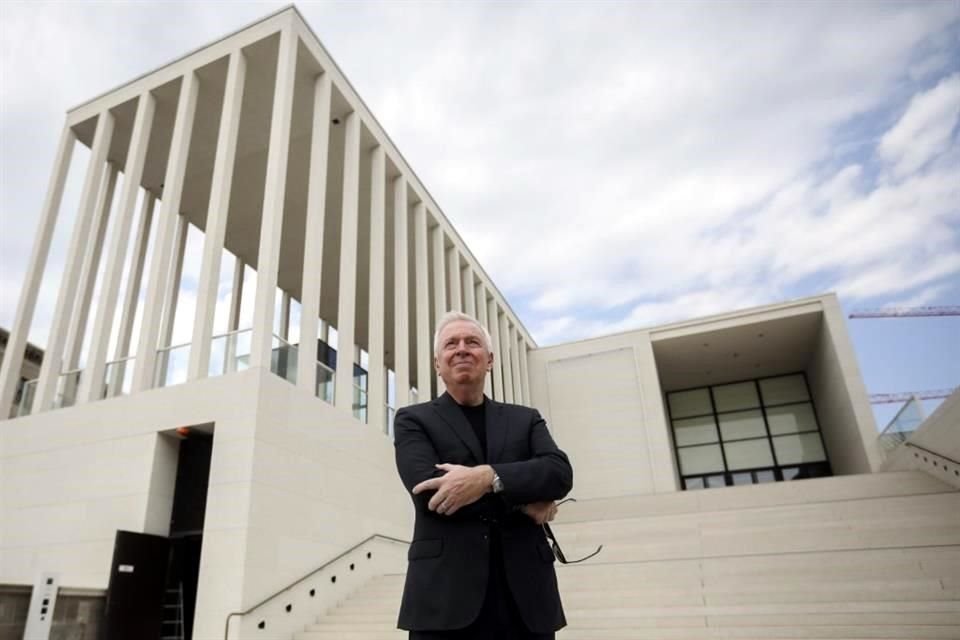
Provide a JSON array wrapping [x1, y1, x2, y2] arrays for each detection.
[[222, 533, 409, 639], [904, 442, 960, 466]]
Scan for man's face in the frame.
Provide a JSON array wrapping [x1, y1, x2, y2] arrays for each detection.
[[435, 320, 493, 389]]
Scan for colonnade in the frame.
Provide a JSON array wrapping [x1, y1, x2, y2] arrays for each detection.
[[0, 11, 534, 429]]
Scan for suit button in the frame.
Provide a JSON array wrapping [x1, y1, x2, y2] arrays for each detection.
[[483, 534, 489, 540]]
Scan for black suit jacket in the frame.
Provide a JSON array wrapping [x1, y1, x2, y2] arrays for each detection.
[[393, 392, 573, 633]]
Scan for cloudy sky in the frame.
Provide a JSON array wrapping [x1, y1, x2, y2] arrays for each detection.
[[1, 1, 958, 424]]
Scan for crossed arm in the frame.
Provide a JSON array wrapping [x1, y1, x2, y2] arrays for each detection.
[[393, 407, 573, 522]]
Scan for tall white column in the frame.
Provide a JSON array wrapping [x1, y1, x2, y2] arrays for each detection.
[[250, 26, 298, 372], [132, 71, 199, 392], [224, 256, 245, 375], [109, 192, 155, 393], [160, 215, 189, 351], [476, 283, 492, 398], [500, 312, 514, 403], [79, 90, 156, 404], [188, 50, 246, 381], [413, 203, 431, 401], [462, 264, 475, 317], [447, 247, 461, 312], [279, 292, 291, 341], [367, 145, 387, 431], [488, 298, 504, 401], [334, 111, 361, 412], [35, 110, 114, 411], [393, 178, 410, 408], [0, 125, 76, 419], [509, 323, 522, 403], [297, 72, 332, 395], [430, 223, 447, 397], [63, 162, 118, 371], [519, 337, 531, 406]]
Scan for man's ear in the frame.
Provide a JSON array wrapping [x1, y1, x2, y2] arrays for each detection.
[[487, 352, 494, 370]]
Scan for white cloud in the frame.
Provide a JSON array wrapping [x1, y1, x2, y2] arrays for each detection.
[[879, 73, 960, 179]]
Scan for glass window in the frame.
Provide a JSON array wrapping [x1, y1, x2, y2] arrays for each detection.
[[678, 444, 725, 475], [705, 474, 726, 488], [724, 438, 775, 470], [668, 388, 712, 418], [713, 382, 760, 412], [759, 374, 809, 405], [673, 415, 718, 446], [773, 432, 826, 465], [718, 409, 767, 441], [731, 471, 753, 486], [766, 403, 818, 435], [755, 469, 776, 483], [684, 476, 705, 490]]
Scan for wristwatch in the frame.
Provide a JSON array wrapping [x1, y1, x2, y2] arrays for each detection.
[[491, 471, 504, 494]]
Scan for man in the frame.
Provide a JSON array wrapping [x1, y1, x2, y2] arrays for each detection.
[[394, 311, 573, 639]]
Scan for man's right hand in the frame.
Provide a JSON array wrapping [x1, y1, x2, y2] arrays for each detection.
[[522, 500, 558, 525]]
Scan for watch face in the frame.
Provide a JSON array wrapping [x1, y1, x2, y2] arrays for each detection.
[[493, 477, 504, 493]]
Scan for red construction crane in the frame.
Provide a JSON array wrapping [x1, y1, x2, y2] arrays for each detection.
[[849, 306, 960, 319], [869, 389, 956, 404]]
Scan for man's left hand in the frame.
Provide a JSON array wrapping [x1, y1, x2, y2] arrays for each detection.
[[412, 463, 494, 515]]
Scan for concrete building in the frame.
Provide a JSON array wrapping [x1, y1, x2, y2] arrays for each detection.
[[0, 328, 43, 420], [1, 7, 957, 640]]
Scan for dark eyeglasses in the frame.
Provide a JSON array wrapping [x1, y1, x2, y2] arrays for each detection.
[[542, 498, 603, 564]]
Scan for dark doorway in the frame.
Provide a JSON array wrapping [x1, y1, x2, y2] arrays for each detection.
[[102, 531, 170, 640], [164, 430, 213, 640]]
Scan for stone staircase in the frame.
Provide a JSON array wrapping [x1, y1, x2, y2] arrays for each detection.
[[294, 471, 960, 639]]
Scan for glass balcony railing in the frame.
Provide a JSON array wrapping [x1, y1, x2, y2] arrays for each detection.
[[17, 378, 37, 417], [316, 361, 335, 404], [102, 356, 135, 399], [53, 368, 83, 410], [353, 384, 368, 423], [209, 328, 253, 377], [271, 334, 298, 385], [154, 342, 191, 389], [386, 404, 396, 436], [878, 395, 926, 455]]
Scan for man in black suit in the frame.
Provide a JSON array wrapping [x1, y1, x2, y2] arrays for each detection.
[[394, 311, 573, 639]]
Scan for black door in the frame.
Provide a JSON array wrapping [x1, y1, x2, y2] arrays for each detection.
[[102, 530, 170, 640]]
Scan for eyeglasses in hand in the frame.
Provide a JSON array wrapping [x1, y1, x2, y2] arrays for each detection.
[[542, 498, 603, 564]]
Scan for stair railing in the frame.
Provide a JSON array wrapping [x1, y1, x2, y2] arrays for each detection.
[[222, 533, 409, 640]]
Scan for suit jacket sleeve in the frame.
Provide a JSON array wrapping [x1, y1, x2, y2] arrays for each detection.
[[393, 406, 497, 519], [491, 408, 573, 506]]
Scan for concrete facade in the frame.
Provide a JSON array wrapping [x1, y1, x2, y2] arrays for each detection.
[[1, 6, 952, 640]]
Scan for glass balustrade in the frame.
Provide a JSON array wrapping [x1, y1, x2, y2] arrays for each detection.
[[102, 356, 135, 399], [316, 361, 335, 404], [878, 395, 925, 454], [209, 328, 253, 376], [53, 369, 83, 409], [271, 334, 298, 385], [353, 384, 368, 423], [17, 379, 37, 417], [154, 343, 191, 389]]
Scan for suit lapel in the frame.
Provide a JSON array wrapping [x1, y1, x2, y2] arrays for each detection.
[[485, 398, 507, 463], [432, 392, 484, 463]]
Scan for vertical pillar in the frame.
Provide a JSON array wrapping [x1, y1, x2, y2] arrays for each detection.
[[249, 25, 298, 370], [188, 50, 246, 381], [34, 110, 114, 411], [160, 215, 189, 350], [393, 178, 410, 408], [63, 162, 118, 371], [297, 72, 332, 394], [500, 312, 514, 403], [131, 71, 199, 392], [488, 298, 504, 401], [224, 256, 245, 374], [333, 111, 361, 411], [462, 265, 475, 317], [413, 203, 431, 401], [108, 192, 155, 393], [0, 124, 76, 418], [509, 323, 522, 403], [476, 283, 492, 398], [519, 337, 531, 406], [367, 145, 387, 431], [79, 91, 156, 403], [447, 247, 461, 312], [279, 292, 291, 341], [430, 223, 447, 397]]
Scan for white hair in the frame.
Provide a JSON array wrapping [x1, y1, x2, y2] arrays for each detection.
[[433, 311, 494, 356]]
